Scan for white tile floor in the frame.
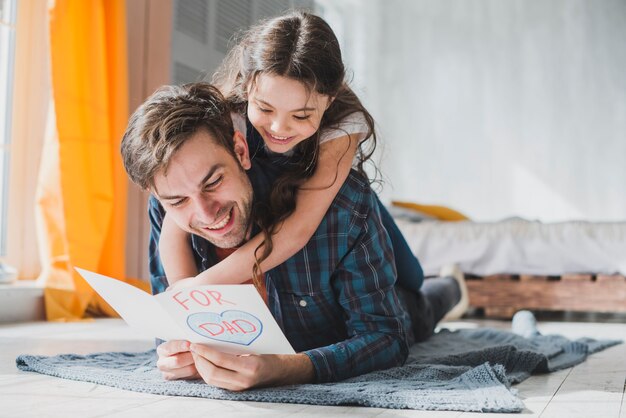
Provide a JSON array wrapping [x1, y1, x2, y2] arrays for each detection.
[[0, 318, 624, 418]]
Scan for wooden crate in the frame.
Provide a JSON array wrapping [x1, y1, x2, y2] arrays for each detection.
[[466, 273, 626, 319]]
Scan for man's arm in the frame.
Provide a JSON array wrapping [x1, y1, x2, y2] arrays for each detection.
[[302, 190, 410, 383]]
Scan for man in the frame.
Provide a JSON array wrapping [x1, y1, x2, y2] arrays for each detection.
[[121, 83, 462, 391]]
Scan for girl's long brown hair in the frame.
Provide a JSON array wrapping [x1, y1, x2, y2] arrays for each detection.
[[212, 11, 379, 285]]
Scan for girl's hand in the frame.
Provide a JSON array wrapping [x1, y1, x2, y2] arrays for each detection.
[[166, 276, 197, 291], [159, 214, 199, 282]]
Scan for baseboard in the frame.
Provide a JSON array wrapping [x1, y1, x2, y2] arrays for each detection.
[[0, 281, 45, 323]]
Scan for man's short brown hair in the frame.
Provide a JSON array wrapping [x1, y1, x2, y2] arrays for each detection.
[[121, 83, 236, 190]]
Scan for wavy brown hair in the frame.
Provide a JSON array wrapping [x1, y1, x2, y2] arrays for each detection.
[[121, 83, 236, 190], [212, 11, 379, 282]]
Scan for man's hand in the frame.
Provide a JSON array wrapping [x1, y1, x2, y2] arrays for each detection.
[[156, 340, 200, 380], [189, 343, 315, 391]]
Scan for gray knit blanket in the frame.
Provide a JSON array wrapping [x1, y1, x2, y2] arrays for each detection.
[[15, 317, 620, 413]]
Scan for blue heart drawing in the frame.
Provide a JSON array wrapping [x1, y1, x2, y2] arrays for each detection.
[[187, 310, 263, 346]]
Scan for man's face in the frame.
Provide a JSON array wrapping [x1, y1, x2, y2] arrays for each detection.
[[153, 129, 253, 248]]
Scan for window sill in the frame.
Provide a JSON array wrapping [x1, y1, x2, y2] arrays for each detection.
[[0, 280, 45, 323]]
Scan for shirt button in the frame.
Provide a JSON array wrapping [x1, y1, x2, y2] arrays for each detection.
[[299, 299, 307, 307]]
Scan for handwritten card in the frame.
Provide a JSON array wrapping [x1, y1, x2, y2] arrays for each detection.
[[76, 268, 295, 355]]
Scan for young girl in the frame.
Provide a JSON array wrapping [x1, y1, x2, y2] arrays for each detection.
[[159, 11, 425, 294]]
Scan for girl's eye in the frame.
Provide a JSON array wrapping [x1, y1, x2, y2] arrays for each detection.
[[294, 114, 310, 121], [258, 107, 272, 113]]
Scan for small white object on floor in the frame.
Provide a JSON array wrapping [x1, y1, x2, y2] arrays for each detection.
[[511, 310, 541, 338]]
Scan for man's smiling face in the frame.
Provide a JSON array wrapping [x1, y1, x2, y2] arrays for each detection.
[[153, 128, 253, 249]]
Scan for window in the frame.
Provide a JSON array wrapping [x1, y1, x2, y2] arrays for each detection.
[[1, 0, 48, 281], [0, 0, 16, 259]]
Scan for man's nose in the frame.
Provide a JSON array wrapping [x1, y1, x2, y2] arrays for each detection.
[[193, 198, 220, 224]]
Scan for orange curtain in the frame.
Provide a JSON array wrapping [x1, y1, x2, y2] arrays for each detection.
[[36, 0, 143, 320]]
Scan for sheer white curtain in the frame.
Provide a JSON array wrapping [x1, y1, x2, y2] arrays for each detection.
[[318, 0, 626, 222], [3, 0, 49, 280]]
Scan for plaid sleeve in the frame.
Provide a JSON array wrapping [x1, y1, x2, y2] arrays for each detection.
[[147, 195, 168, 296], [303, 198, 410, 383]]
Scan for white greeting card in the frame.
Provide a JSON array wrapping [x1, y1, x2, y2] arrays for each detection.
[[76, 268, 295, 355]]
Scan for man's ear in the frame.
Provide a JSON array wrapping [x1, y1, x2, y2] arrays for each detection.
[[233, 130, 251, 170]]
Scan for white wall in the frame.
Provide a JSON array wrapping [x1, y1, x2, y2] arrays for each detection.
[[318, 0, 626, 222]]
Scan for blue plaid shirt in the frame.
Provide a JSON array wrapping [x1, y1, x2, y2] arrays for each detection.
[[148, 127, 412, 383]]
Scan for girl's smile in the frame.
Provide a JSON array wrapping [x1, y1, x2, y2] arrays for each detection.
[[263, 130, 297, 146]]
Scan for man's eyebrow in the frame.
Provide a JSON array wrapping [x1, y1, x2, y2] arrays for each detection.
[[255, 98, 316, 112], [157, 164, 224, 200]]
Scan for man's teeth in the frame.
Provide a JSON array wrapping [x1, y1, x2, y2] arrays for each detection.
[[207, 210, 231, 230]]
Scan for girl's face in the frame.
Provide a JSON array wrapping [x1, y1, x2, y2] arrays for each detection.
[[247, 74, 333, 154]]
